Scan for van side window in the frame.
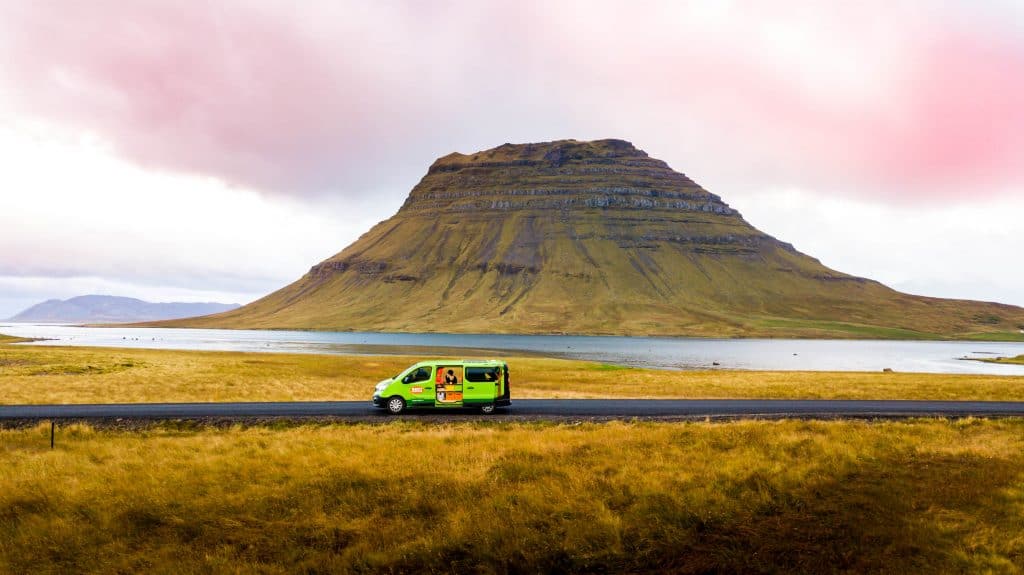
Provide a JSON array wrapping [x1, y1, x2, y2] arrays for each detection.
[[466, 367, 500, 383], [403, 367, 431, 384]]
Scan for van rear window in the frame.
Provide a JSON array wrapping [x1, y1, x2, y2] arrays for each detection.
[[465, 367, 500, 383]]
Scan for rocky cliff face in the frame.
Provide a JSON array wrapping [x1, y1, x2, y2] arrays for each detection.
[[160, 139, 1024, 339], [319, 139, 817, 282]]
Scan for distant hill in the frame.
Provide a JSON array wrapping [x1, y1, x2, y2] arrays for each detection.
[[151, 139, 1024, 340], [7, 295, 240, 323]]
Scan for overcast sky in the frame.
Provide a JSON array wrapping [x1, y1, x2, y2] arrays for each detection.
[[0, 0, 1021, 318]]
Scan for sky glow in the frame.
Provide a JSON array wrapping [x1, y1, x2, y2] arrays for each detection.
[[0, 0, 1020, 316]]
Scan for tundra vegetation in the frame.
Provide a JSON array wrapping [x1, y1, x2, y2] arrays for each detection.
[[2, 419, 1024, 573], [4, 339, 1024, 572], [2, 344, 1024, 404]]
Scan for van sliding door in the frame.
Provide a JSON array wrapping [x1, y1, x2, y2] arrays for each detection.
[[434, 365, 464, 407], [464, 366, 497, 406]]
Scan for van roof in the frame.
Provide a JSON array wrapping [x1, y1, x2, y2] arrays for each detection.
[[411, 359, 505, 367]]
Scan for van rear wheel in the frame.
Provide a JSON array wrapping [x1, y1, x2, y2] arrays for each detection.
[[479, 403, 496, 415], [386, 396, 406, 415]]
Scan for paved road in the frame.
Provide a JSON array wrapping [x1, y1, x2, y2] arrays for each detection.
[[3, 399, 1024, 421]]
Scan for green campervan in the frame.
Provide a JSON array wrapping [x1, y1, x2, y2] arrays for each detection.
[[372, 359, 511, 414]]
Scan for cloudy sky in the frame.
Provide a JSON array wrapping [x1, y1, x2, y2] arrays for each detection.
[[0, 0, 1021, 318]]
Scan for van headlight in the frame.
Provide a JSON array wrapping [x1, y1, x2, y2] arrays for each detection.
[[375, 382, 389, 392]]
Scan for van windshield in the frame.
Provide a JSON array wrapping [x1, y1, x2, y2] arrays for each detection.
[[403, 367, 432, 383]]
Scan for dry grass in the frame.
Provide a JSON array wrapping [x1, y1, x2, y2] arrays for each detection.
[[2, 419, 1024, 573], [3, 344, 1024, 404], [515, 359, 1024, 401]]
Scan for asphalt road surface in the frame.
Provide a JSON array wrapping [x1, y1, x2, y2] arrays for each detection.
[[3, 399, 1024, 421]]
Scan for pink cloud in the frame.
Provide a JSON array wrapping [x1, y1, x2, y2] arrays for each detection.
[[526, 2, 1024, 201], [1, 1, 1022, 202], [869, 31, 1024, 194], [0, 1, 417, 193]]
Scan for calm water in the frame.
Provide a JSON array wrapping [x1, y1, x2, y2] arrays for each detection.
[[2, 323, 1024, 375]]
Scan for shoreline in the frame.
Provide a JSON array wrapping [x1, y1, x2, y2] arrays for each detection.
[[968, 354, 1024, 366], [5, 328, 1024, 376], [3, 339, 1024, 406], [73, 321, 1024, 342]]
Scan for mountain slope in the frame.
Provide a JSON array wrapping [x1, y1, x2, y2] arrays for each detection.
[[8, 295, 240, 323], [156, 139, 1024, 339]]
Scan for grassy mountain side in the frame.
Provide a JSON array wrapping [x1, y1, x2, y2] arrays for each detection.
[[153, 139, 1024, 339]]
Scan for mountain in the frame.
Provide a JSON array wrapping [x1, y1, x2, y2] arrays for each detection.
[[7, 295, 240, 323], [153, 139, 1024, 339]]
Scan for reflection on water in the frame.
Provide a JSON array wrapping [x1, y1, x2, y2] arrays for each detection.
[[2, 323, 1023, 375]]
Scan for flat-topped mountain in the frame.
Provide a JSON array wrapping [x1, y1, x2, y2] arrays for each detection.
[[156, 139, 1024, 339], [8, 295, 240, 324]]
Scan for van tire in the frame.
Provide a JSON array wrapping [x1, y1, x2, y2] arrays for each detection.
[[479, 403, 496, 415], [386, 396, 406, 415]]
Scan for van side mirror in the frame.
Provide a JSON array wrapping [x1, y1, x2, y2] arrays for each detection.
[[401, 375, 411, 384]]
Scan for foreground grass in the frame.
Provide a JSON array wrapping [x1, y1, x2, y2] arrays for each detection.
[[2, 419, 1024, 573], [3, 344, 1024, 404]]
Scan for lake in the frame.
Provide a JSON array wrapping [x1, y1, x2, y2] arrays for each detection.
[[3, 324, 1024, 375]]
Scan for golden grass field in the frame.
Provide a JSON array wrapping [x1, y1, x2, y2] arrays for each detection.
[[3, 419, 1024, 573], [4, 339, 1024, 572], [2, 343, 1024, 404]]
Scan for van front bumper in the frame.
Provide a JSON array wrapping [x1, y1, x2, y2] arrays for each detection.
[[372, 394, 385, 408]]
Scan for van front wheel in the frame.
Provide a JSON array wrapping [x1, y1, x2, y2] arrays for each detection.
[[386, 397, 406, 415], [479, 403, 496, 415]]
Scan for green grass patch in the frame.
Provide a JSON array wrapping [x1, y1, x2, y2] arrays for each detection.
[[757, 318, 943, 340], [589, 363, 633, 371], [964, 331, 1024, 342], [976, 355, 1024, 366]]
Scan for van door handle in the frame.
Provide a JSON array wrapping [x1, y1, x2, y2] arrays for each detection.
[[467, 386, 475, 390], [424, 386, 433, 390]]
